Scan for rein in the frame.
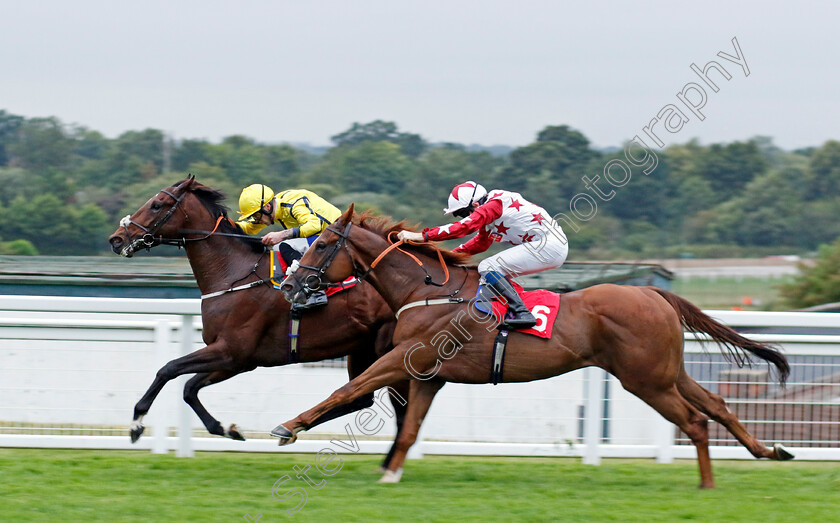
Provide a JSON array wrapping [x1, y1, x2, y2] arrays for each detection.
[[122, 214, 236, 251], [291, 222, 453, 295], [371, 232, 451, 287]]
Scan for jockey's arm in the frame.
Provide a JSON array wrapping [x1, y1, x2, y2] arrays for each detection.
[[290, 199, 326, 238], [454, 229, 494, 255], [421, 199, 503, 251]]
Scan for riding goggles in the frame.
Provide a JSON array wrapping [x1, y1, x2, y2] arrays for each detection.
[[244, 205, 273, 224], [453, 207, 473, 219]]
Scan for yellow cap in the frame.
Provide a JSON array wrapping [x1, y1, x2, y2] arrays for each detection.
[[238, 184, 275, 219]]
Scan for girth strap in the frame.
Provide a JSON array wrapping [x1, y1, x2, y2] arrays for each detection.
[[288, 308, 302, 363], [200, 278, 271, 300], [395, 298, 464, 319], [490, 330, 509, 385]]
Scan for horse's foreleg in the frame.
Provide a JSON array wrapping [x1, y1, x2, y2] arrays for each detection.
[[271, 344, 420, 443], [130, 344, 231, 443], [304, 347, 381, 429], [183, 369, 245, 440], [305, 396, 376, 428], [381, 379, 410, 471], [370, 321, 408, 471], [378, 379, 444, 483]]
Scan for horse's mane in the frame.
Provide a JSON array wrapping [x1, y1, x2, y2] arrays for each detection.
[[353, 210, 474, 267], [172, 178, 266, 254]]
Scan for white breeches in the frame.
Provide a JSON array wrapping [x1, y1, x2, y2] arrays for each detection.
[[271, 237, 312, 255], [477, 236, 569, 280]]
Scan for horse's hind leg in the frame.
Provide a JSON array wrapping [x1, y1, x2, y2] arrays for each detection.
[[130, 344, 231, 442], [623, 381, 716, 488], [183, 369, 245, 440], [676, 370, 793, 461]]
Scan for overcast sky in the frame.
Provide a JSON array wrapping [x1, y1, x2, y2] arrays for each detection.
[[1, 1, 837, 149]]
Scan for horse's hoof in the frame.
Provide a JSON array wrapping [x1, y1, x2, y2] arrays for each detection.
[[377, 468, 403, 484], [129, 422, 145, 443], [226, 424, 246, 441], [774, 443, 794, 461], [270, 424, 297, 445], [276, 433, 298, 446]]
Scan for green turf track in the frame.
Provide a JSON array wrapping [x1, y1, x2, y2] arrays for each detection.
[[1, 449, 837, 522]]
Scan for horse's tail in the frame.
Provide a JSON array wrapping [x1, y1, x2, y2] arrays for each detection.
[[649, 287, 790, 386]]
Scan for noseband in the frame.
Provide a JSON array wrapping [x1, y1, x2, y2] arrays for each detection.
[[290, 221, 360, 294], [120, 188, 189, 250]]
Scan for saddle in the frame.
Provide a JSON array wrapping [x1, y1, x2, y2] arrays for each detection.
[[474, 284, 561, 339], [474, 283, 562, 385]]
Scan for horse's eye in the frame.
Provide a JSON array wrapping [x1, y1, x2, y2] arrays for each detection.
[[151, 202, 162, 211], [316, 242, 326, 251]]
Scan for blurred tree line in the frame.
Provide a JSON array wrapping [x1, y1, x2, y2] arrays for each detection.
[[778, 237, 840, 308], [1, 109, 839, 266]]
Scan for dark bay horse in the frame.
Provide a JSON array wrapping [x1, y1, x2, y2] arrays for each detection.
[[274, 204, 793, 488], [108, 177, 407, 468]]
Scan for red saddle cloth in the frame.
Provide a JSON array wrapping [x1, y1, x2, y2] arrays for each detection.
[[270, 251, 358, 297], [479, 282, 561, 339]]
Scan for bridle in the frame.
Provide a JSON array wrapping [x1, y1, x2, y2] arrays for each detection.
[[288, 221, 360, 295], [119, 187, 191, 252], [119, 187, 236, 254]]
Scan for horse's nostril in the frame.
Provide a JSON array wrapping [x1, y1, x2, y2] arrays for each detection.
[[110, 236, 123, 248]]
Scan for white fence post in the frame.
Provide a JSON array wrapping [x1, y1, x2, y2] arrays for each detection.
[[152, 320, 170, 455], [655, 412, 675, 463], [177, 315, 194, 458], [583, 367, 603, 465]]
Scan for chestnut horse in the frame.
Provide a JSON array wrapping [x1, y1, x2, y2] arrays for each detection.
[[108, 177, 407, 468], [273, 204, 793, 488]]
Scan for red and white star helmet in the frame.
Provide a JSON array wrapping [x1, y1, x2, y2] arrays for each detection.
[[444, 181, 487, 215]]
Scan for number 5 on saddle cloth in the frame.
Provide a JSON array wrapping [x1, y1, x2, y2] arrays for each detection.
[[474, 284, 562, 384]]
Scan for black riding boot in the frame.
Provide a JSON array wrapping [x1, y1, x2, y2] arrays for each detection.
[[279, 242, 328, 310], [487, 277, 536, 330]]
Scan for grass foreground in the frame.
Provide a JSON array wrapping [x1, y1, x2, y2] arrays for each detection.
[[0, 449, 837, 522]]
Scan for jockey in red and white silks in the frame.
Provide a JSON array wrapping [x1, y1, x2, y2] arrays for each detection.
[[398, 181, 568, 329]]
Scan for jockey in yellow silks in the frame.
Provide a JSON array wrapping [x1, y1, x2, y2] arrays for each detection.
[[237, 184, 341, 308]]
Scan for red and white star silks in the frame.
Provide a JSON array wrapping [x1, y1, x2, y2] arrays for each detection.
[[423, 190, 564, 254]]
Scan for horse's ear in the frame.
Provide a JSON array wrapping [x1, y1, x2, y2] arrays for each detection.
[[339, 203, 355, 224]]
